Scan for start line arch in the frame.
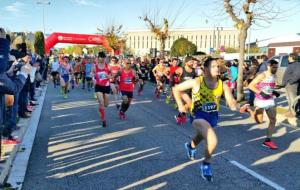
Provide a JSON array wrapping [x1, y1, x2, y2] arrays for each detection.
[[45, 32, 117, 55]]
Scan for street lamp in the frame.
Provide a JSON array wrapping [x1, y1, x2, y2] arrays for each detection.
[[36, 1, 51, 35], [247, 20, 255, 60]]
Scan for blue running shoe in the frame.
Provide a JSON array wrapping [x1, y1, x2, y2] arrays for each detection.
[[184, 142, 196, 160], [200, 163, 213, 182]]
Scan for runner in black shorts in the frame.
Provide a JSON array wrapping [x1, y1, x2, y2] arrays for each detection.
[[93, 52, 111, 127], [116, 59, 138, 120], [137, 59, 149, 96]]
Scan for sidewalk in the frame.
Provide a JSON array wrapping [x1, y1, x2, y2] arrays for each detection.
[[0, 84, 48, 189]]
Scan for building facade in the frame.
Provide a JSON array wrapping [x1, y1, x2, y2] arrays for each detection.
[[125, 28, 239, 56]]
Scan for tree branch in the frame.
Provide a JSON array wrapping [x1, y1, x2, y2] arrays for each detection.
[[224, 0, 243, 23]]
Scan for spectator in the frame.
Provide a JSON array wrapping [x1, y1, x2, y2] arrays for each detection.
[[245, 59, 259, 106], [257, 55, 269, 74], [0, 28, 31, 145], [18, 54, 33, 118], [282, 53, 300, 117]]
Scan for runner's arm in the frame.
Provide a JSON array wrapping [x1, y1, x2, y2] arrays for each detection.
[[152, 65, 157, 76], [114, 69, 122, 81], [133, 70, 139, 83], [248, 73, 265, 94], [173, 78, 198, 113], [223, 81, 238, 111]]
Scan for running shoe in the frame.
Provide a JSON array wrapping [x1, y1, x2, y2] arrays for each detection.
[[63, 94, 68, 99], [175, 114, 186, 125], [2, 137, 21, 145], [119, 111, 126, 120], [262, 140, 278, 150], [102, 120, 107, 128], [175, 115, 183, 125], [137, 90, 142, 96], [165, 96, 171, 104], [173, 103, 178, 109], [200, 163, 213, 182], [240, 104, 250, 113], [156, 91, 160, 99], [184, 142, 196, 160]]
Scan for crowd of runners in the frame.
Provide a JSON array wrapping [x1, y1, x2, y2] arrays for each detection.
[[46, 50, 300, 182]]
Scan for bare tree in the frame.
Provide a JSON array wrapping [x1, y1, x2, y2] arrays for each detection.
[[223, 0, 291, 101], [139, 0, 191, 58], [140, 15, 168, 57], [97, 24, 126, 55]]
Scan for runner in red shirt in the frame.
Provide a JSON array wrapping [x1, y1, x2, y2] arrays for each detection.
[[115, 59, 138, 120], [92, 52, 111, 127], [165, 58, 179, 104]]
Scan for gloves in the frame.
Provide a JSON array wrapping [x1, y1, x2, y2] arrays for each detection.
[[260, 91, 271, 99], [272, 90, 280, 98]]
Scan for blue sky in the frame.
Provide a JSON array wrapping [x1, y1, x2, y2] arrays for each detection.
[[0, 0, 299, 42]]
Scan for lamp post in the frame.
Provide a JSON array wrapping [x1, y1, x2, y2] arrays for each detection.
[[247, 20, 255, 60], [36, 1, 51, 35]]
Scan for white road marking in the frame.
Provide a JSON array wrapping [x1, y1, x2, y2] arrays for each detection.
[[230, 160, 285, 190]]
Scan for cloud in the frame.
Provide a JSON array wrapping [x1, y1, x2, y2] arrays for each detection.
[[71, 0, 101, 7], [4, 1, 24, 13], [3, 1, 29, 18]]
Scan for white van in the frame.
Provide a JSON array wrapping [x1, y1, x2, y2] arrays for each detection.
[[271, 55, 289, 86]]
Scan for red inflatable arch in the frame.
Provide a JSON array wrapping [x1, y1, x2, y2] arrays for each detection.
[[45, 32, 114, 55]]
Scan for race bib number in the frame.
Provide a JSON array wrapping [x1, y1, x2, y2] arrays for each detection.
[[98, 72, 108, 80], [202, 102, 217, 112], [124, 77, 132, 84], [184, 76, 192, 80]]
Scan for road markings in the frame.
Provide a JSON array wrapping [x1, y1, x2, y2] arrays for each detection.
[[230, 160, 285, 190]]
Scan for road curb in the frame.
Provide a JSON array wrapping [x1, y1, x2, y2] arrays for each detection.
[[5, 85, 48, 190]]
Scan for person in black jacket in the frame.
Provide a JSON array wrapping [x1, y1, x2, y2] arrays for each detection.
[[0, 28, 32, 146], [282, 53, 300, 117]]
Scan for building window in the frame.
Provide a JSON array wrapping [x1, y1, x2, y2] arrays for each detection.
[[224, 35, 226, 46], [129, 36, 131, 45], [168, 36, 171, 48], [200, 35, 202, 48], [138, 36, 140, 48], [209, 35, 212, 48], [146, 36, 148, 49], [151, 36, 153, 48], [229, 35, 231, 47], [233, 35, 236, 47], [205, 35, 207, 48], [142, 36, 144, 48], [133, 36, 135, 48]]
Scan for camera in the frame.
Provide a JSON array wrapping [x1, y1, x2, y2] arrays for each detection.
[[13, 59, 26, 72]]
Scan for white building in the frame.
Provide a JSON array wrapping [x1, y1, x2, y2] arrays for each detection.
[[125, 28, 239, 56], [256, 33, 300, 57]]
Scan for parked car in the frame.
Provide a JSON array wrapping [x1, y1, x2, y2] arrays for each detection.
[[270, 54, 300, 86], [271, 55, 289, 86]]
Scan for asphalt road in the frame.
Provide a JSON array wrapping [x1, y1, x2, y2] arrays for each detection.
[[22, 82, 300, 190]]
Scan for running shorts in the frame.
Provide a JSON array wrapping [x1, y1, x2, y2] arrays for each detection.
[[95, 85, 111, 94], [190, 111, 219, 127]]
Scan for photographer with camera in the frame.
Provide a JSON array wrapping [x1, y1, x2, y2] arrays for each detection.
[[0, 28, 32, 146]]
